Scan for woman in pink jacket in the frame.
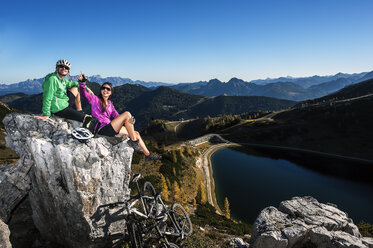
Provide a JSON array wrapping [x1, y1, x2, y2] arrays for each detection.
[[78, 75, 161, 161]]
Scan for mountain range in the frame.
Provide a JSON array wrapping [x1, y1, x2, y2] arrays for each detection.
[[250, 71, 369, 87], [0, 83, 296, 130], [170, 73, 373, 101], [0, 75, 169, 95], [1, 70, 372, 101]]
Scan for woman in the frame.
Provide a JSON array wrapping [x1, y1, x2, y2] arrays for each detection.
[[78, 74, 161, 161]]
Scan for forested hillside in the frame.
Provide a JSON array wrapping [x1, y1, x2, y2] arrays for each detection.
[[2, 84, 296, 130]]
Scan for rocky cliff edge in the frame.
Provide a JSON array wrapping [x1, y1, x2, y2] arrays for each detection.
[[1, 113, 134, 247]]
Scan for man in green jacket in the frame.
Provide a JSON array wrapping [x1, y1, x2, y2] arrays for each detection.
[[36, 59, 86, 122]]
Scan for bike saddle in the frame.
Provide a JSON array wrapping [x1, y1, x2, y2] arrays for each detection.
[[132, 173, 141, 183]]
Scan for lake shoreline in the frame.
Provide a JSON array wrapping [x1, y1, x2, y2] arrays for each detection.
[[201, 143, 239, 213], [210, 143, 373, 224]]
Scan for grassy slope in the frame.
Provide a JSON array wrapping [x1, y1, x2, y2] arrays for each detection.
[[0, 101, 20, 163], [221, 96, 373, 160]]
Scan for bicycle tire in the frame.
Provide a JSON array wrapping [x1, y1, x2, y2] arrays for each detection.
[[171, 203, 193, 236], [143, 181, 156, 215], [168, 242, 179, 248], [160, 242, 179, 248], [127, 220, 144, 248]]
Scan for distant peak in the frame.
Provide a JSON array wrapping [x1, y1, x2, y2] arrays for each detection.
[[227, 77, 245, 83], [208, 78, 222, 84]]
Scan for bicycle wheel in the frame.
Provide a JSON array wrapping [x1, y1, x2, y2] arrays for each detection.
[[171, 203, 193, 236], [143, 181, 156, 215], [127, 220, 144, 248]]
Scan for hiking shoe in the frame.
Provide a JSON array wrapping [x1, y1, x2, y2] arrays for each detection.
[[127, 139, 142, 152], [145, 152, 162, 162]]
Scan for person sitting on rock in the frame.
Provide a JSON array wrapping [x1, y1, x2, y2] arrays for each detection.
[[36, 59, 88, 122], [78, 74, 161, 162]]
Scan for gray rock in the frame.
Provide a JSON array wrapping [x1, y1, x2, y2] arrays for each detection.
[[3, 113, 134, 248], [362, 237, 373, 248], [0, 219, 11, 248], [0, 156, 32, 222], [228, 237, 250, 247], [7, 196, 42, 248], [251, 196, 369, 248]]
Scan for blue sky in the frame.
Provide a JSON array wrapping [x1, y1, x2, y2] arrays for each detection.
[[1, 0, 373, 84]]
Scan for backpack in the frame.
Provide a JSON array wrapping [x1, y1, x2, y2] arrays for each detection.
[[82, 115, 101, 135]]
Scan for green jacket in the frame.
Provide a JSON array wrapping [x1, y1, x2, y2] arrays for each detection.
[[42, 72, 79, 117]]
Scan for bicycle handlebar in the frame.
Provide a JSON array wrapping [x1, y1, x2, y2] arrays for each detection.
[[97, 201, 125, 209]]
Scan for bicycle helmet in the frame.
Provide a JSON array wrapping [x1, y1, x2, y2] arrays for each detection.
[[56, 59, 71, 70], [71, 128, 94, 143]]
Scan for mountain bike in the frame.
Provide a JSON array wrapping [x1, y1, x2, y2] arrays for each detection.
[[98, 174, 182, 248], [126, 174, 192, 247]]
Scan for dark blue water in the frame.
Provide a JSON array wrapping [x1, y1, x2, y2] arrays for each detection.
[[211, 147, 373, 224]]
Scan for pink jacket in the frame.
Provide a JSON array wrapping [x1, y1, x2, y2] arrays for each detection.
[[79, 82, 119, 129]]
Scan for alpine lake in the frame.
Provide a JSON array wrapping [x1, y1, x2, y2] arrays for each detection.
[[211, 145, 373, 225]]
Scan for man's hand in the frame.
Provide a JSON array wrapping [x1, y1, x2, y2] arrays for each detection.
[[34, 116, 49, 120]]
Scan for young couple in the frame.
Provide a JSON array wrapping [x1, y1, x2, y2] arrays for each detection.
[[36, 59, 161, 161]]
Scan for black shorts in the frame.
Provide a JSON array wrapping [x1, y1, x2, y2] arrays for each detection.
[[54, 107, 85, 122], [98, 123, 119, 137]]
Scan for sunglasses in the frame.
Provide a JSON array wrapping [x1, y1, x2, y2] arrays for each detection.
[[101, 86, 111, 91], [58, 65, 70, 70]]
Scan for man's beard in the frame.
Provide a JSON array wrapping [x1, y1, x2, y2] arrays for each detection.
[[58, 71, 68, 77]]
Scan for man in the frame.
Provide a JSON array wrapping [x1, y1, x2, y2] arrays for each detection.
[[36, 59, 85, 122]]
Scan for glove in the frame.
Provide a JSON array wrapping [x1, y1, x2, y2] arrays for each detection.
[[79, 74, 88, 82]]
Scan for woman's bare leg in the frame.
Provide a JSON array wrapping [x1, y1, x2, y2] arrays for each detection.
[[68, 87, 82, 111], [119, 127, 150, 156], [111, 111, 136, 141]]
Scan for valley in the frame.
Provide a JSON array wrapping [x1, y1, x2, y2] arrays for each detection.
[[1, 76, 373, 247]]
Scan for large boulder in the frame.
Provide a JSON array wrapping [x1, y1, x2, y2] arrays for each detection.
[[251, 196, 373, 248], [3, 113, 134, 247]]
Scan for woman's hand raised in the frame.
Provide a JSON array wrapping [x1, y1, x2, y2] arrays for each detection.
[[78, 71, 87, 82]]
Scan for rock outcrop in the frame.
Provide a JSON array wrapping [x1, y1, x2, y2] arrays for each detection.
[[228, 237, 250, 248], [2, 113, 134, 247], [251, 196, 373, 248], [0, 156, 32, 222], [0, 219, 12, 248]]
